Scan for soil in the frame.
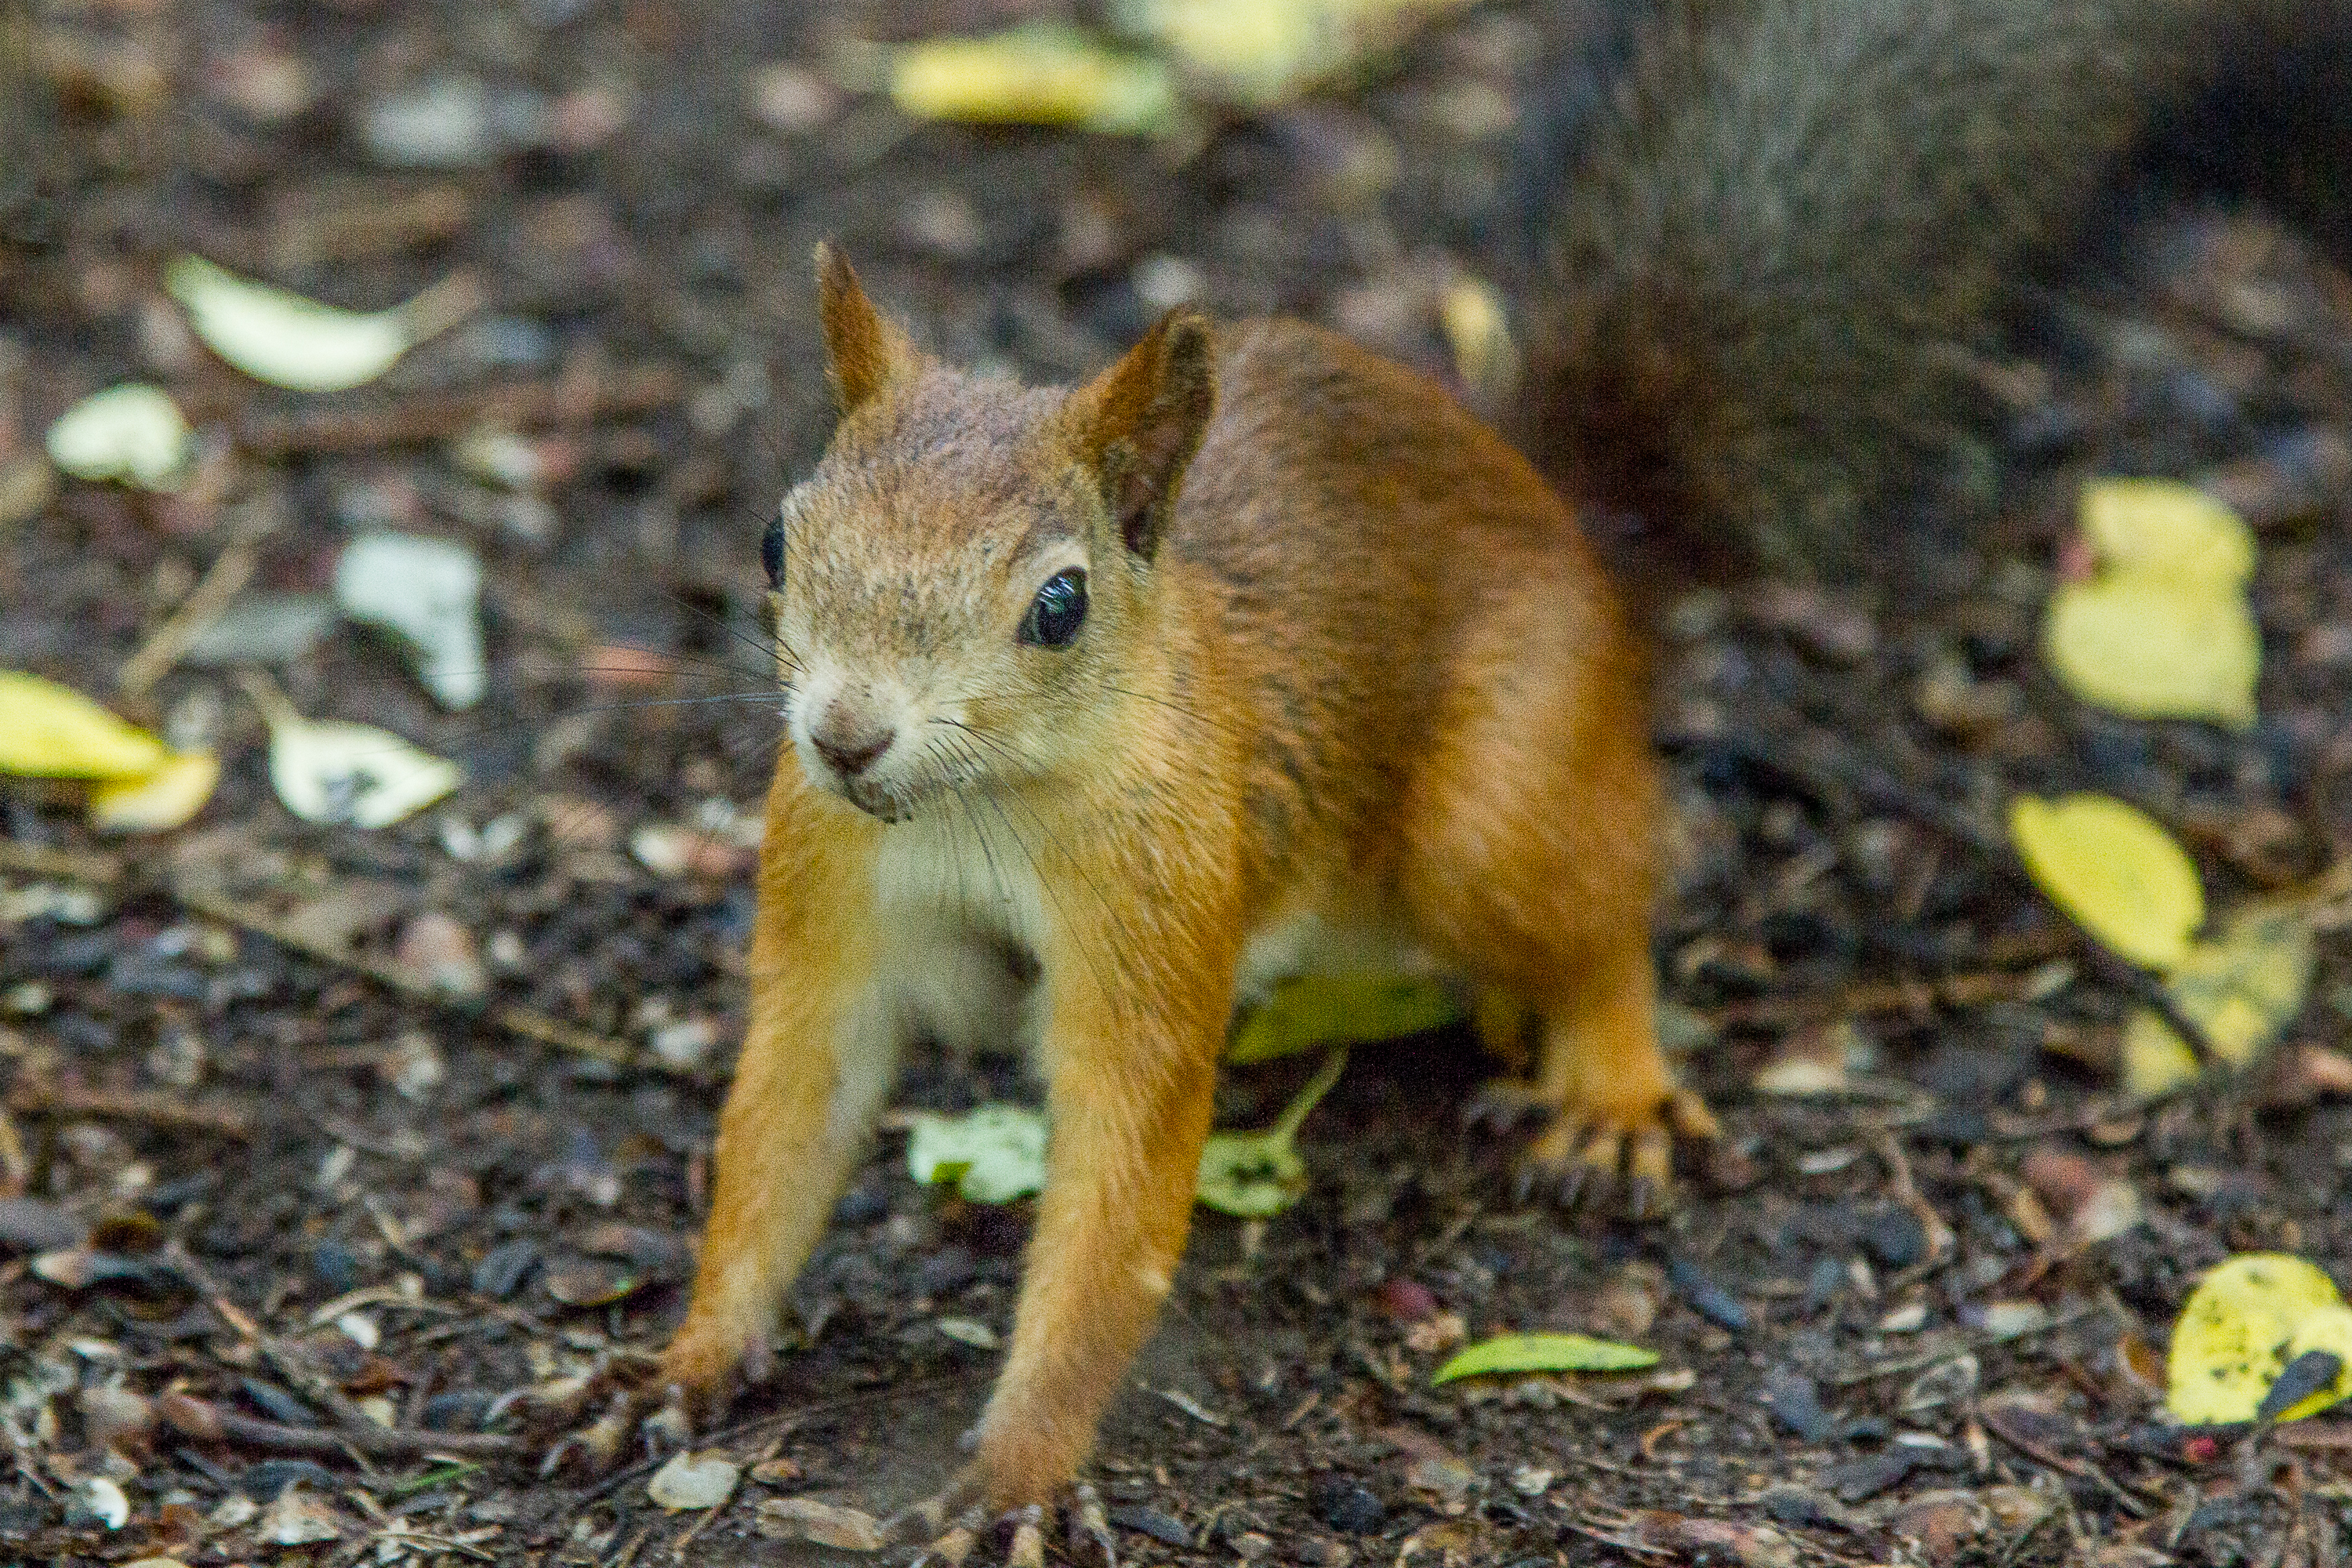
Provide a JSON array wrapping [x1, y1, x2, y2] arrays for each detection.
[[5, 2, 2352, 1566]]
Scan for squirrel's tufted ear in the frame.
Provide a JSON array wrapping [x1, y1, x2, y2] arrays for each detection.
[[1073, 311, 1214, 561], [814, 242, 916, 415]]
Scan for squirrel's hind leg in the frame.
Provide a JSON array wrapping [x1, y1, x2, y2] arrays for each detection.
[[1396, 572, 1715, 1215]]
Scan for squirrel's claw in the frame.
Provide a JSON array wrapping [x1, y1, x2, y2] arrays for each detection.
[[533, 1350, 728, 1477], [1484, 1080, 1719, 1219], [1463, 1078, 1552, 1134], [892, 1485, 1116, 1568]]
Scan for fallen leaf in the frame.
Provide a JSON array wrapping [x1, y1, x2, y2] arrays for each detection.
[[165, 255, 479, 392], [45, 384, 193, 491], [334, 532, 487, 711], [0, 672, 172, 779], [2008, 793, 2203, 970], [2124, 903, 2314, 1098], [2043, 478, 2259, 728], [888, 25, 1176, 136], [1194, 1046, 1346, 1217], [2080, 478, 2255, 583], [1228, 972, 1459, 1064], [88, 750, 219, 833], [1116, 0, 1481, 111], [245, 676, 462, 829], [906, 1103, 1047, 1205], [1432, 1332, 1658, 1385], [2168, 1253, 2352, 1424], [754, 1495, 887, 1552]]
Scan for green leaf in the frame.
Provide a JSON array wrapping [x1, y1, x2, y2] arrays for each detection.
[[1228, 973, 1461, 1064], [1194, 1047, 1347, 1217], [1432, 1333, 1659, 1385], [906, 1103, 1047, 1204]]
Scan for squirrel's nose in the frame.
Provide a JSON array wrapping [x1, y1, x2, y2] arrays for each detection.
[[810, 707, 895, 777]]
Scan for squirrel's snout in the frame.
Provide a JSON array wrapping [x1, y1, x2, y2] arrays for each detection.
[[810, 706, 895, 778]]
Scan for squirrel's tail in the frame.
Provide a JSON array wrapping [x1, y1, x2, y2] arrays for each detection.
[[1516, 0, 2351, 579]]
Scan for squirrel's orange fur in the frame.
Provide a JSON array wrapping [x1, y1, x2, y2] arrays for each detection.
[[659, 249, 1709, 1514]]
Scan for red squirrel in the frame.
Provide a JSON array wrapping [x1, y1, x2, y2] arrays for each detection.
[[582, 0, 2352, 1551]]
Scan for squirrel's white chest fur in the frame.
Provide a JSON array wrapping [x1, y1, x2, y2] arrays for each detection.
[[851, 819, 1430, 1084]]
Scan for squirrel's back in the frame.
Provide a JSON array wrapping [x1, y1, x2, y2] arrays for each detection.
[[1519, 0, 2352, 578]]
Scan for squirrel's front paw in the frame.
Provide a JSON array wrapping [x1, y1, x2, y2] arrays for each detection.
[[1469, 1079, 1718, 1218], [534, 1319, 771, 1475], [888, 1482, 1117, 1568]]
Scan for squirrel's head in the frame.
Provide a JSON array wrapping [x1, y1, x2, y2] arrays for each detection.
[[767, 244, 1214, 822]]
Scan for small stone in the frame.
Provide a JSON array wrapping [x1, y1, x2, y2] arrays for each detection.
[[361, 76, 494, 169], [933, 1316, 998, 1349], [1823, 1448, 1916, 1504], [1760, 1366, 1838, 1442], [1668, 1256, 1751, 1333], [396, 913, 485, 1000], [472, 1238, 539, 1299], [647, 1450, 740, 1512], [206, 44, 315, 124], [257, 1483, 341, 1545], [746, 63, 841, 134], [648, 1015, 720, 1072], [1107, 1504, 1189, 1546], [1308, 1475, 1385, 1534], [0, 1198, 85, 1252], [541, 1255, 643, 1307], [1379, 1276, 1438, 1322], [71, 1475, 129, 1530], [1859, 1207, 1928, 1269], [1887, 1490, 1990, 1559], [1508, 1465, 1552, 1497], [383, 1031, 446, 1098], [78, 1385, 153, 1454]]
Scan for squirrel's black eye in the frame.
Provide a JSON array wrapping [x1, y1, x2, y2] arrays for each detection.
[[1020, 568, 1087, 648], [760, 517, 785, 590]]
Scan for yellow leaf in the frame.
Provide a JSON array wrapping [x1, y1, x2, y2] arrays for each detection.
[[888, 26, 1176, 136], [1227, 972, 1461, 1064], [0, 672, 172, 780], [2080, 478, 2253, 586], [2168, 1254, 2352, 1424], [2007, 794, 2203, 971], [2044, 479, 2261, 728], [2044, 575, 2259, 728], [1195, 1047, 1345, 1217], [1117, 0, 1479, 110], [2122, 1009, 2200, 1099], [2122, 903, 2313, 1097], [89, 750, 220, 834], [2171, 906, 2313, 1066]]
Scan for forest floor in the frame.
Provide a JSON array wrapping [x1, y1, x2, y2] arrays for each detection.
[[5, 2, 2352, 1564]]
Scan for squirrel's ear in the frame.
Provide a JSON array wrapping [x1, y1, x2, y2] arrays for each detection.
[[1073, 311, 1214, 561], [815, 242, 916, 414]]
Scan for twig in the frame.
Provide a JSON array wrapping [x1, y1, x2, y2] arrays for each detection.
[[159, 1392, 521, 1461], [1830, 1302, 2107, 1386], [1871, 1129, 1956, 1280], [169, 880, 655, 1073], [230, 365, 684, 458], [0, 840, 124, 884], [1708, 967, 2038, 1031], [495, 1005, 636, 1069], [6, 1082, 252, 1139], [118, 503, 274, 697]]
